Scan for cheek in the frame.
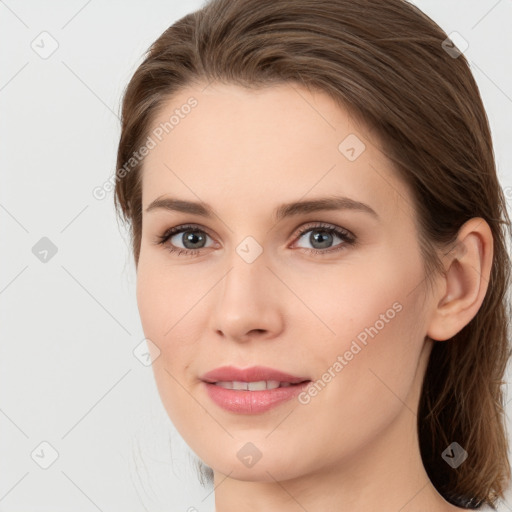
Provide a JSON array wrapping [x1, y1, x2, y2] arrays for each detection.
[[304, 254, 427, 405], [290, 258, 409, 344], [136, 266, 200, 430], [136, 265, 166, 342], [293, 295, 426, 469], [136, 260, 201, 338], [135, 260, 208, 381]]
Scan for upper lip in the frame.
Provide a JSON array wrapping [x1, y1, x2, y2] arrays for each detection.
[[201, 365, 310, 384]]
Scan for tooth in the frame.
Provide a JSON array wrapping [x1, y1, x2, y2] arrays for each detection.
[[216, 381, 235, 389], [214, 380, 292, 390], [247, 381, 266, 391]]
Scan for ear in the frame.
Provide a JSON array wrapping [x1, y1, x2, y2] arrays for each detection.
[[426, 217, 494, 342]]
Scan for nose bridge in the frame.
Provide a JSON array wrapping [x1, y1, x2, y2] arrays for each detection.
[[212, 243, 283, 340]]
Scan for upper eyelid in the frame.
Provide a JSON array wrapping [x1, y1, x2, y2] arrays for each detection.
[[295, 221, 352, 235]]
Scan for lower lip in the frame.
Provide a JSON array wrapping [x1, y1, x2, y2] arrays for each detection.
[[203, 381, 311, 414]]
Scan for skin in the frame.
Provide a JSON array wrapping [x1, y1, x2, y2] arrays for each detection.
[[136, 81, 493, 512]]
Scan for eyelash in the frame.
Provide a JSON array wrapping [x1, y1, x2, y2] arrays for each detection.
[[155, 222, 356, 258]]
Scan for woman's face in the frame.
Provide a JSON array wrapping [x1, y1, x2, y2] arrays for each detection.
[[136, 82, 438, 482]]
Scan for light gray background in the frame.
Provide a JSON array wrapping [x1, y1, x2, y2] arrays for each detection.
[[1, 1, 511, 511]]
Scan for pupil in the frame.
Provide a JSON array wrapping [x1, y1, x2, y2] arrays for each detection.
[[311, 230, 332, 249], [183, 231, 205, 249]]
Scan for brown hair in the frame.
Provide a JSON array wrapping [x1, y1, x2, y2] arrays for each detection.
[[114, 0, 512, 508]]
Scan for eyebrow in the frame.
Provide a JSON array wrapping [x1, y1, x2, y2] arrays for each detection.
[[145, 195, 379, 221]]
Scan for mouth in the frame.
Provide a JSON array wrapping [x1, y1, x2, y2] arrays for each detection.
[[211, 380, 311, 390], [200, 366, 313, 414]]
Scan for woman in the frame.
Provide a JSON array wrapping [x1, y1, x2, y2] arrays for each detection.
[[114, 0, 511, 510]]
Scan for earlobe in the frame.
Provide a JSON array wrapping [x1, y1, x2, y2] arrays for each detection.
[[426, 218, 493, 342]]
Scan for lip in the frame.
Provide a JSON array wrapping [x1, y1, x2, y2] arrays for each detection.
[[201, 365, 311, 414], [201, 365, 310, 384]]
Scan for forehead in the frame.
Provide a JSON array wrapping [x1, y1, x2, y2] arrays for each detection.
[[140, 82, 412, 222]]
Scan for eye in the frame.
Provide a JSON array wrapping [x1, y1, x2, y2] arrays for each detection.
[[156, 224, 215, 257], [292, 222, 356, 255]]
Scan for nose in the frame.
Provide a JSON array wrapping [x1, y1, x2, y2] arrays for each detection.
[[211, 249, 285, 343]]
